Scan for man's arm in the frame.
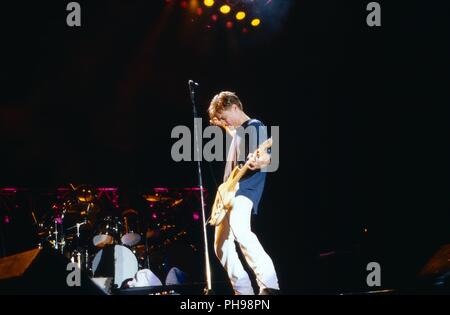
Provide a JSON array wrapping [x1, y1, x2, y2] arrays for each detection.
[[246, 120, 269, 170]]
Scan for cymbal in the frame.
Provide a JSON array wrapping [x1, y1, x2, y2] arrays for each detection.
[[142, 193, 173, 203], [121, 208, 139, 216], [170, 198, 183, 207], [143, 194, 184, 208], [145, 224, 176, 239]]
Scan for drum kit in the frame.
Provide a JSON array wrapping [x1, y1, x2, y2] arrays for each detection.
[[36, 185, 197, 288]]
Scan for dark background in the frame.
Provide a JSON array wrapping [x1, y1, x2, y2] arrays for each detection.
[[1, 0, 450, 294]]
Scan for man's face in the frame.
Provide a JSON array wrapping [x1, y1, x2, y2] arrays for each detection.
[[217, 105, 239, 128]]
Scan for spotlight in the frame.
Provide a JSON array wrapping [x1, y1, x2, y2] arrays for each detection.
[[235, 11, 246, 20], [251, 18, 261, 27], [203, 0, 214, 7], [220, 5, 231, 14]]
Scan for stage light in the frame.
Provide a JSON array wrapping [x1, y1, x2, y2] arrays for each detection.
[[226, 21, 233, 29], [193, 212, 200, 220], [211, 14, 218, 21], [235, 11, 246, 20], [220, 5, 231, 14], [204, 0, 214, 7], [251, 18, 261, 27], [181, 0, 188, 9], [189, 0, 199, 10]]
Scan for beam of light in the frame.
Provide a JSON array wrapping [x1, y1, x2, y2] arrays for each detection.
[[235, 11, 246, 20], [220, 5, 231, 14]]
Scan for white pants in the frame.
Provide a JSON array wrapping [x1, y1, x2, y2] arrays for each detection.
[[214, 195, 279, 295]]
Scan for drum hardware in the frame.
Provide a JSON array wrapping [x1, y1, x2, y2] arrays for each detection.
[[75, 185, 96, 203], [42, 215, 66, 254], [69, 247, 91, 273], [121, 208, 141, 247], [92, 216, 121, 248], [66, 218, 89, 238], [32, 185, 202, 291], [34, 185, 102, 272]]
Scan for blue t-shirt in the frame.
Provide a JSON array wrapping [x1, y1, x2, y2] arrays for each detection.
[[234, 119, 268, 215]]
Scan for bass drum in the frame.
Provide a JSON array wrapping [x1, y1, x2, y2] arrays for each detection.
[[91, 245, 138, 288]]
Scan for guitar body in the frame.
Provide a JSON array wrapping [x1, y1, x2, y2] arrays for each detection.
[[208, 137, 272, 226], [208, 168, 240, 226]]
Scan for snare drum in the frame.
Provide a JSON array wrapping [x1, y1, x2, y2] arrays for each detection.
[[121, 209, 141, 247], [92, 216, 120, 248]]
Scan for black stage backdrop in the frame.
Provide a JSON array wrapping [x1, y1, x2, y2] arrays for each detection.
[[1, 1, 450, 294]]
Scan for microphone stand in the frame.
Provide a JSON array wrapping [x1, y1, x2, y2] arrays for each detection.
[[189, 80, 213, 295]]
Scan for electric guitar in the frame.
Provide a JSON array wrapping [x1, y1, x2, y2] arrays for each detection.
[[208, 137, 272, 226]]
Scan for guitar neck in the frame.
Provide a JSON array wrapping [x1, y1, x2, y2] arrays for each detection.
[[229, 162, 251, 189], [228, 137, 272, 189]]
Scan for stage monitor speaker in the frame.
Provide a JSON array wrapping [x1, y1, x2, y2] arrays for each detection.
[[0, 247, 105, 295], [418, 244, 450, 289]]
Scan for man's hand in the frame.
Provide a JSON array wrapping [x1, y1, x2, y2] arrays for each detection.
[[210, 117, 235, 136], [209, 117, 226, 128], [248, 150, 271, 170]]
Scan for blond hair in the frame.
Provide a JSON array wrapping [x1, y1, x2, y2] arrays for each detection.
[[208, 91, 243, 119]]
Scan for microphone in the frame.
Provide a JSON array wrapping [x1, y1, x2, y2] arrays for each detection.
[[189, 80, 199, 88], [188, 80, 199, 113]]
